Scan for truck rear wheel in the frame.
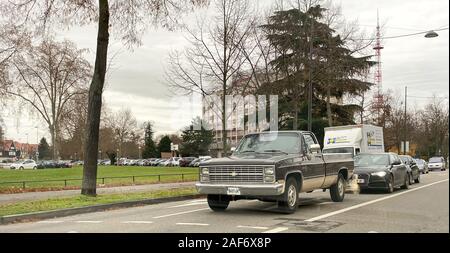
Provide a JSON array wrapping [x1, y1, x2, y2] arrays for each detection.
[[207, 195, 230, 212], [277, 177, 299, 214], [330, 173, 346, 202]]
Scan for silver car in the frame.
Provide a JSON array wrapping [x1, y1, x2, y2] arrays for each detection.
[[414, 159, 429, 174], [428, 157, 446, 171]]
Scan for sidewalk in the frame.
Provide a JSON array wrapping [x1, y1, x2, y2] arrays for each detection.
[[0, 182, 196, 205]]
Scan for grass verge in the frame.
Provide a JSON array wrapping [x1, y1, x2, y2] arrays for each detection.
[[0, 187, 198, 217], [0, 166, 199, 193]]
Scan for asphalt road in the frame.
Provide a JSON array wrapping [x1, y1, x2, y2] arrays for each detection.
[[0, 170, 448, 233]]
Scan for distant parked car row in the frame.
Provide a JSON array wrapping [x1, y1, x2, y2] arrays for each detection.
[[112, 156, 213, 167]]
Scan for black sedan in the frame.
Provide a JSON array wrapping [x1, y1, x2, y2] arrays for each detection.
[[399, 155, 420, 185], [354, 153, 409, 193]]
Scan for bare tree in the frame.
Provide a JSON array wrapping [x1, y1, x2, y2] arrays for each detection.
[[1, 0, 208, 195], [1, 39, 91, 160], [167, 0, 256, 155], [106, 108, 138, 158]]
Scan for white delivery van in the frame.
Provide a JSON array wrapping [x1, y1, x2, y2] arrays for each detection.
[[323, 124, 384, 157]]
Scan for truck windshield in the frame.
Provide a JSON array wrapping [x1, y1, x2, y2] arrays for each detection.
[[355, 154, 389, 166], [235, 132, 300, 154], [323, 147, 354, 156]]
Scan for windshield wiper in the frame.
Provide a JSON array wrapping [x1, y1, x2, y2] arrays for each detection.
[[262, 149, 289, 155], [239, 150, 260, 154]]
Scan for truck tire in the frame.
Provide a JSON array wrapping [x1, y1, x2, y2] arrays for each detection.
[[207, 195, 230, 212], [330, 173, 346, 202], [277, 177, 299, 214]]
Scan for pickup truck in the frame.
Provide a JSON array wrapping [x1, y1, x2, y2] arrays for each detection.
[[196, 131, 354, 213]]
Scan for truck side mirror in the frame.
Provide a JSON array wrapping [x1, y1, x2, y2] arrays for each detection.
[[310, 144, 321, 153]]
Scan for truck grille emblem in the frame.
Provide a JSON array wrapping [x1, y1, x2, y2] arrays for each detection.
[[231, 171, 238, 177]]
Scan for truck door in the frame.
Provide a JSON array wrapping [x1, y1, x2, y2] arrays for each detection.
[[301, 133, 326, 192]]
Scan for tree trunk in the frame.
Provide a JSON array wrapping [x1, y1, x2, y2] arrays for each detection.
[[49, 125, 57, 160], [81, 0, 109, 196], [326, 85, 332, 127]]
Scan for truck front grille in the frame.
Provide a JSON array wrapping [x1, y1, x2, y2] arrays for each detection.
[[208, 166, 265, 184]]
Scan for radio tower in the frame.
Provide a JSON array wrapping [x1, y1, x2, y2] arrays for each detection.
[[373, 10, 384, 125]]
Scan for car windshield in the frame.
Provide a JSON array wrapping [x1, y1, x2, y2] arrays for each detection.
[[235, 132, 300, 154], [429, 157, 442, 163], [355, 154, 390, 167], [323, 147, 354, 155]]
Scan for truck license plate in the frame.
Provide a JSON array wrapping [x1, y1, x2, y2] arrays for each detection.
[[227, 187, 241, 195], [357, 179, 365, 184]]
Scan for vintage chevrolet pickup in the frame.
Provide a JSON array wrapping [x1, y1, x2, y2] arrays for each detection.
[[196, 131, 354, 213]]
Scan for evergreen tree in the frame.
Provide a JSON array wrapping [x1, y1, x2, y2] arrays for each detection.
[[142, 122, 158, 158], [180, 117, 214, 157], [157, 135, 172, 156], [261, 5, 374, 130], [38, 137, 50, 160]]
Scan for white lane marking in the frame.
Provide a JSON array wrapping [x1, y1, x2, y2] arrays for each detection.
[[67, 231, 78, 233], [176, 223, 210, 226], [262, 227, 288, 233], [153, 208, 210, 219], [122, 221, 154, 224], [368, 231, 378, 233], [37, 220, 65, 224], [237, 225, 269, 230], [305, 179, 449, 222], [189, 199, 207, 203], [75, 221, 104, 224], [169, 202, 208, 208]]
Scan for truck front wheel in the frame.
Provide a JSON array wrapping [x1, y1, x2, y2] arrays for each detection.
[[330, 173, 346, 202], [278, 177, 299, 214], [207, 195, 230, 212]]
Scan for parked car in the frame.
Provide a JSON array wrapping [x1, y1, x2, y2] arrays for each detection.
[[10, 159, 37, 170], [180, 157, 196, 167], [354, 153, 409, 193], [414, 159, 429, 174], [151, 159, 162, 166], [194, 157, 211, 167], [169, 157, 182, 167], [400, 155, 420, 184], [428, 156, 446, 171], [158, 159, 170, 166], [36, 161, 46, 169], [59, 160, 73, 168], [189, 158, 201, 167]]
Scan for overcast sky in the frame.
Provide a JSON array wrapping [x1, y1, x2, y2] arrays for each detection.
[[2, 0, 449, 144]]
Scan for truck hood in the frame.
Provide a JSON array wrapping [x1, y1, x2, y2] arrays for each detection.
[[200, 153, 299, 166]]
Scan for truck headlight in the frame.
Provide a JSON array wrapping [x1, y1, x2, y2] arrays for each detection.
[[201, 167, 209, 175], [371, 171, 387, 177], [264, 167, 274, 175], [264, 175, 275, 183]]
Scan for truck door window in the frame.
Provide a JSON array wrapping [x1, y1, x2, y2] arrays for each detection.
[[303, 134, 318, 153]]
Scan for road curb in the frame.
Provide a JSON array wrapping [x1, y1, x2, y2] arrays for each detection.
[[0, 194, 205, 225]]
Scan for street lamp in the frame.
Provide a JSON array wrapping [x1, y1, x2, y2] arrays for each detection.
[[138, 146, 141, 159]]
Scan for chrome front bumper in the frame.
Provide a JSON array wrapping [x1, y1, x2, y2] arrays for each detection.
[[195, 182, 285, 196]]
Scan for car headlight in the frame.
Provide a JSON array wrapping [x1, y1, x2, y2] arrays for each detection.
[[201, 167, 209, 175], [264, 167, 274, 175], [371, 171, 387, 177]]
